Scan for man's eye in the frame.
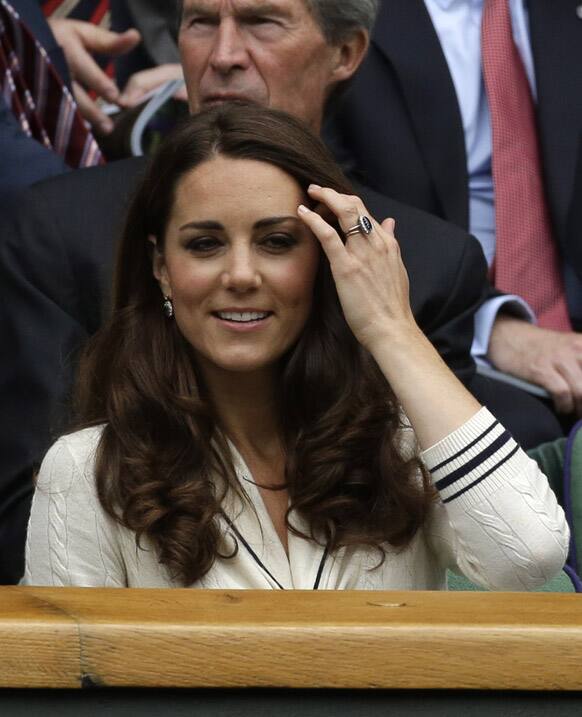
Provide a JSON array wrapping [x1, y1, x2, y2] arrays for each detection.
[[262, 234, 297, 251], [245, 16, 278, 27], [187, 16, 215, 29], [187, 237, 221, 253]]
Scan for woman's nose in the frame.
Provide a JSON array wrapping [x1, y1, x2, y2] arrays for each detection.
[[221, 249, 262, 291]]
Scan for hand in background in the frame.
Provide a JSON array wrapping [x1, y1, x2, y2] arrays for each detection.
[[48, 18, 140, 134], [489, 315, 582, 415], [116, 64, 187, 107]]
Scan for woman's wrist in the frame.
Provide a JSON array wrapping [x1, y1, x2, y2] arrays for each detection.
[[364, 320, 429, 369], [369, 326, 481, 449]]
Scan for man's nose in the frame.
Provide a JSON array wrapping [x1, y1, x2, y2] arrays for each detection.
[[209, 19, 249, 75], [221, 248, 261, 291]]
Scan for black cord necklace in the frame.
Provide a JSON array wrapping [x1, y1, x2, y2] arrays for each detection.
[[221, 512, 329, 590]]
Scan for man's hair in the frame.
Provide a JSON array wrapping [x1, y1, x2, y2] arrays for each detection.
[[175, 0, 379, 44], [305, 0, 379, 43]]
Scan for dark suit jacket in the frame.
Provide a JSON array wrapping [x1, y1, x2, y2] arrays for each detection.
[[0, 95, 69, 199], [324, 0, 582, 283], [0, 155, 488, 583]]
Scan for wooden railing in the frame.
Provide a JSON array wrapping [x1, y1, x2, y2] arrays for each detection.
[[1, 587, 581, 690]]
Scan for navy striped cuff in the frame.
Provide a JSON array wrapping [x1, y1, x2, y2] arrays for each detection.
[[421, 408, 523, 506]]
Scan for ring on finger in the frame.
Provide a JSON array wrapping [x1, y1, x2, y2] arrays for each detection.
[[344, 215, 373, 238]]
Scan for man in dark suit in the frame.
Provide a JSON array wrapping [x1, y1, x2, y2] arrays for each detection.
[[325, 0, 582, 416], [0, 0, 560, 583]]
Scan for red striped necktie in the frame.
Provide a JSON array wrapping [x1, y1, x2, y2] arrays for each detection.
[[41, 0, 110, 28], [0, 0, 103, 168], [481, 0, 571, 331]]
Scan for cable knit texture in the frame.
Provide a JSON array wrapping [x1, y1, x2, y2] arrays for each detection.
[[23, 408, 569, 590]]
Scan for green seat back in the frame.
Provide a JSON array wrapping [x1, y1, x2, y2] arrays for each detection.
[[446, 570, 575, 593], [528, 429, 582, 576]]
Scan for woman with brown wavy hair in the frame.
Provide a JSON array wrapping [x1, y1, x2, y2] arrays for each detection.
[[24, 102, 568, 590]]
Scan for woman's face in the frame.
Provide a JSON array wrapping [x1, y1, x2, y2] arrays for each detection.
[[154, 154, 320, 378]]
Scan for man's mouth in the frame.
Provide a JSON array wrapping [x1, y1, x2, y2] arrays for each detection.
[[203, 94, 252, 105]]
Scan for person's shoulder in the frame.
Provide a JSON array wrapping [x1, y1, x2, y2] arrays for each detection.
[[0, 156, 147, 219], [58, 424, 105, 453], [31, 156, 148, 203], [37, 425, 106, 493], [0, 156, 149, 252]]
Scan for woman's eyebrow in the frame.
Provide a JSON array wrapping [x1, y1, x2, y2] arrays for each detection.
[[179, 220, 224, 231], [178, 216, 301, 231], [253, 216, 301, 229]]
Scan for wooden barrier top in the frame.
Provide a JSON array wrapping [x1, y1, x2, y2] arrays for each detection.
[[1, 587, 581, 690]]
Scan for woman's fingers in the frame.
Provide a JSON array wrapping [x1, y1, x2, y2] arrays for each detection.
[[298, 187, 400, 271], [307, 184, 389, 255], [297, 204, 345, 264], [307, 185, 365, 233]]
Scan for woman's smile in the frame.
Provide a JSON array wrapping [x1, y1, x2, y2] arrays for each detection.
[[212, 308, 274, 331]]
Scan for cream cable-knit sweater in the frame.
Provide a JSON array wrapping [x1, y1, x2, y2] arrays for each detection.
[[23, 408, 569, 590]]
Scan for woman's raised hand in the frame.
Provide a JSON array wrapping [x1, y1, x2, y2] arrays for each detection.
[[298, 184, 481, 448], [297, 184, 419, 353]]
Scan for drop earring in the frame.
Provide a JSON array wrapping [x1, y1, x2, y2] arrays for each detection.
[[162, 296, 174, 319]]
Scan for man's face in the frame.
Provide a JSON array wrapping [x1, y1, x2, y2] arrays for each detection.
[[178, 0, 343, 131]]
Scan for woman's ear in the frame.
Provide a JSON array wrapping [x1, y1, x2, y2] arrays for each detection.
[[150, 235, 171, 297]]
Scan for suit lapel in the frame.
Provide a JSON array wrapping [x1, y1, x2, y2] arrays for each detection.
[[528, 0, 582, 246], [372, 0, 469, 228]]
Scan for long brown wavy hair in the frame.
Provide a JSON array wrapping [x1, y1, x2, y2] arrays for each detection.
[[75, 102, 434, 585]]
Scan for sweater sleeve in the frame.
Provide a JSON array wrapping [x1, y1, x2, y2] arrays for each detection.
[[22, 430, 127, 587], [420, 407, 570, 590]]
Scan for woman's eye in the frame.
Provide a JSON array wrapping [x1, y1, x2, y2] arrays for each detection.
[[187, 237, 221, 253], [262, 234, 297, 251]]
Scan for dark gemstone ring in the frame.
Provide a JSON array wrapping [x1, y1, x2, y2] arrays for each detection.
[[344, 215, 373, 237]]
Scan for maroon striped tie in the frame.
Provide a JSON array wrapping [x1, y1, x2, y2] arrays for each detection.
[[41, 0, 110, 28], [0, 0, 103, 168], [481, 0, 571, 331]]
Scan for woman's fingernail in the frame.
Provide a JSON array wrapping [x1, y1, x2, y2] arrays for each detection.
[[297, 204, 309, 214], [308, 184, 321, 191]]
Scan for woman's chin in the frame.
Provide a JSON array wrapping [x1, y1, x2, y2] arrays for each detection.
[[196, 350, 280, 377]]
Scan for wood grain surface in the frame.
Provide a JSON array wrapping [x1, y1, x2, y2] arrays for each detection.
[[1, 587, 581, 690]]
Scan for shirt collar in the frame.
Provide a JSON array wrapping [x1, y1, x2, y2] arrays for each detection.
[[429, 0, 464, 9]]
